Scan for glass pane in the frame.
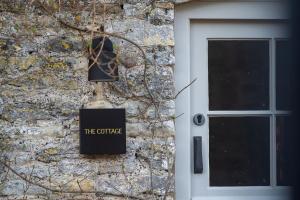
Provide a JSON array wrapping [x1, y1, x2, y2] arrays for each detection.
[[276, 116, 291, 186], [276, 40, 292, 110], [208, 40, 269, 110], [209, 117, 270, 186]]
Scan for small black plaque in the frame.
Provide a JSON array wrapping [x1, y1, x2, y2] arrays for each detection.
[[79, 108, 126, 154]]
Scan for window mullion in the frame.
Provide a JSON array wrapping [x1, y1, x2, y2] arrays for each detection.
[[270, 38, 277, 187]]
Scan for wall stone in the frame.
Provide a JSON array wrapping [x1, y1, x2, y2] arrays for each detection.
[[0, 0, 175, 199]]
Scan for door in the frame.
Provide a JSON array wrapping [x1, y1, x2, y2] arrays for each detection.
[[175, 1, 291, 200], [190, 20, 291, 200]]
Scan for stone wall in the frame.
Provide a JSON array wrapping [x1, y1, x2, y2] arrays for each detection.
[[0, 0, 175, 199]]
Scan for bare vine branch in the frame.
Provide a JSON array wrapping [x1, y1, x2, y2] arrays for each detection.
[[175, 78, 197, 99]]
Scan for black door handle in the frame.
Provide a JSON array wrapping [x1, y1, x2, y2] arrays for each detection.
[[194, 136, 203, 174]]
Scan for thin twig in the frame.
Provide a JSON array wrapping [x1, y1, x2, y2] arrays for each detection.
[[175, 78, 197, 99], [77, 180, 83, 192]]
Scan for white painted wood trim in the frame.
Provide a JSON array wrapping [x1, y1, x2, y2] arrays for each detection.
[[207, 111, 291, 116], [175, 0, 289, 4], [174, 11, 192, 200], [191, 186, 292, 200]]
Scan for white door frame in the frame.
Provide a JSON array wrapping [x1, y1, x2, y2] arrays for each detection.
[[174, 1, 289, 199]]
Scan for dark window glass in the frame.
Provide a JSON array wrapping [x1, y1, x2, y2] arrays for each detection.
[[276, 40, 292, 110], [209, 117, 270, 186], [208, 40, 269, 110], [276, 116, 291, 186]]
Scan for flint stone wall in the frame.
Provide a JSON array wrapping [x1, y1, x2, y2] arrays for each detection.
[[0, 0, 175, 199]]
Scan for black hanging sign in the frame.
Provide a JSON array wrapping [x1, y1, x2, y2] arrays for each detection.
[[79, 108, 126, 154]]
